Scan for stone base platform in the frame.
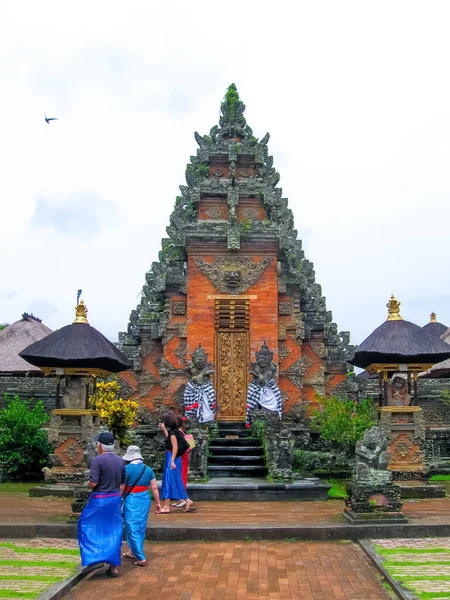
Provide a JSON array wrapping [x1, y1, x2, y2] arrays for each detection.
[[29, 485, 75, 498], [398, 481, 446, 499], [343, 508, 408, 524], [186, 477, 331, 501]]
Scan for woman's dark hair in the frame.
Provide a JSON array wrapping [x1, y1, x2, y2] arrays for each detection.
[[163, 411, 178, 429], [176, 413, 184, 428]]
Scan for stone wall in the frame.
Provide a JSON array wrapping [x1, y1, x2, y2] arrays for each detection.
[[0, 375, 57, 412]]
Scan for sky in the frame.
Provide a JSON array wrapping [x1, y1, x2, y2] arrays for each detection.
[[1, 0, 449, 347]]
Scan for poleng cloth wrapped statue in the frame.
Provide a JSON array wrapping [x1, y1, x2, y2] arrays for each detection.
[[183, 345, 216, 423], [246, 342, 282, 427]]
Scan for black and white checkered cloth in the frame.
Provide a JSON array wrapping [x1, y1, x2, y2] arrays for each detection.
[[245, 379, 282, 426], [184, 380, 216, 422]]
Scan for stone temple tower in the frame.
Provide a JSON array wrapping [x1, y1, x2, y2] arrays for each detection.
[[118, 85, 353, 420]]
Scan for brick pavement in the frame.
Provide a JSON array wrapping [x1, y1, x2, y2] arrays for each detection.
[[65, 541, 390, 600], [1, 494, 450, 527]]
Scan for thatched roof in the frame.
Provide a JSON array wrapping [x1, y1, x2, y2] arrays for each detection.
[[423, 325, 450, 378], [350, 296, 450, 370], [20, 301, 131, 374], [422, 312, 447, 337], [0, 314, 52, 374]]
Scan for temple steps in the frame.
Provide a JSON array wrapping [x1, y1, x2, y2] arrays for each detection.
[[208, 421, 267, 479]]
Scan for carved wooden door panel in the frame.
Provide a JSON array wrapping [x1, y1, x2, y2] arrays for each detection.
[[215, 299, 249, 421]]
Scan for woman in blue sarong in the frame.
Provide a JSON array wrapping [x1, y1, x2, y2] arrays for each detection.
[[157, 411, 195, 514], [122, 445, 161, 567]]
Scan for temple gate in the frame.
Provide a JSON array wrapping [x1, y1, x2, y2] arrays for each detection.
[[118, 85, 353, 419]]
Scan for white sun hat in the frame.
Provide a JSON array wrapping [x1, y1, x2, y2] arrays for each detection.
[[123, 445, 144, 462]]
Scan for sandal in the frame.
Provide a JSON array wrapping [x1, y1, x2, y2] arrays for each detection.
[[123, 552, 136, 560], [134, 560, 147, 567], [106, 566, 119, 577]]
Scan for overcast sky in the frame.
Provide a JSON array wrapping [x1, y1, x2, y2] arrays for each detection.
[[1, 1, 449, 346]]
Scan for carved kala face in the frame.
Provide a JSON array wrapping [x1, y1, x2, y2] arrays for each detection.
[[224, 270, 241, 289]]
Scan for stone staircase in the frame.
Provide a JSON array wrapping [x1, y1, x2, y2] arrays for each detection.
[[208, 421, 268, 478]]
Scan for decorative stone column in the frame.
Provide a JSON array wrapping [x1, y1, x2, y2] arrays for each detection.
[[30, 409, 101, 509], [378, 406, 426, 479]]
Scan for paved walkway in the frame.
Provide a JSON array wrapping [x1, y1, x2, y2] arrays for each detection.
[[1, 494, 450, 527], [65, 541, 390, 600]]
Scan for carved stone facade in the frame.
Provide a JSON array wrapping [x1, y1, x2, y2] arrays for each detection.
[[118, 85, 354, 418]]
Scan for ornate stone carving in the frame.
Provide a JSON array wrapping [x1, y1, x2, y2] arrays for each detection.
[[238, 168, 251, 178], [213, 168, 224, 178], [62, 377, 86, 410], [194, 256, 271, 294], [186, 345, 214, 385], [278, 302, 291, 315], [240, 207, 259, 220], [172, 301, 186, 316], [354, 426, 392, 485], [174, 340, 187, 364], [250, 342, 277, 387], [204, 207, 224, 219], [278, 342, 290, 363], [278, 324, 286, 341]]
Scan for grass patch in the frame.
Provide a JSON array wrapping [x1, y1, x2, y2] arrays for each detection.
[[0, 559, 77, 568], [0, 591, 37, 599], [430, 474, 450, 481], [413, 593, 450, 599], [326, 479, 347, 499], [0, 542, 79, 556], [375, 545, 450, 555], [0, 575, 61, 582], [385, 559, 450, 567], [0, 483, 40, 495]]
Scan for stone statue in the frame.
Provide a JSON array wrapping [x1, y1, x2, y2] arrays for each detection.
[[354, 425, 392, 485], [183, 344, 216, 423], [387, 375, 411, 407], [62, 376, 87, 410], [246, 342, 282, 427]]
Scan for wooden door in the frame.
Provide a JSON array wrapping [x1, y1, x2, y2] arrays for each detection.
[[215, 300, 249, 421]]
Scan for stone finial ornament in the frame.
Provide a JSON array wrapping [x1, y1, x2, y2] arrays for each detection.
[[430, 312, 437, 323]]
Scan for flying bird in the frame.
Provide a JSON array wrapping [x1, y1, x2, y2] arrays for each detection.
[[44, 113, 58, 124]]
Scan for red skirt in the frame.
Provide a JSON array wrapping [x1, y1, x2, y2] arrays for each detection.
[[181, 451, 189, 489]]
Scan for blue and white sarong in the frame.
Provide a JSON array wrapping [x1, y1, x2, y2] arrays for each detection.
[[184, 380, 216, 422], [246, 378, 282, 426], [123, 491, 150, 562], [77, 492, 122, 567]]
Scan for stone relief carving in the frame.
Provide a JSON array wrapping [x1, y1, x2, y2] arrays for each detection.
[[194, 256, 271, 294], [204, 207, 224, 220], [172, 301, 186, 316], [278, 302, 291, 315]]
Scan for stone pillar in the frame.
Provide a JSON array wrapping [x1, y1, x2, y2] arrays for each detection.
[[378, 407, 426, 479], [31, 409, 100, 507]]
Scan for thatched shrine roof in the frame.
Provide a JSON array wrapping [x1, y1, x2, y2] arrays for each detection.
[[20, 301, 132, 374], [350, 296, 450, 370], [422, 312, 447, 337], [423, 326, 450, 378], [0, 314, 52, 374]]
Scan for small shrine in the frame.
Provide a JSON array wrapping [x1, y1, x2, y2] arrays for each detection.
[[118, 85, 354, 423], [350, 295, 450, 480], [20, 297, 131, 509]]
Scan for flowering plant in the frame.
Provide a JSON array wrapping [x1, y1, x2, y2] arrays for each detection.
[[89, 380, 139, 448]]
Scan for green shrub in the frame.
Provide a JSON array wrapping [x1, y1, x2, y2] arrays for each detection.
[[311, 396, 376, 450], [0, 395, 51, 480], [293, 450, 333, 471]]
